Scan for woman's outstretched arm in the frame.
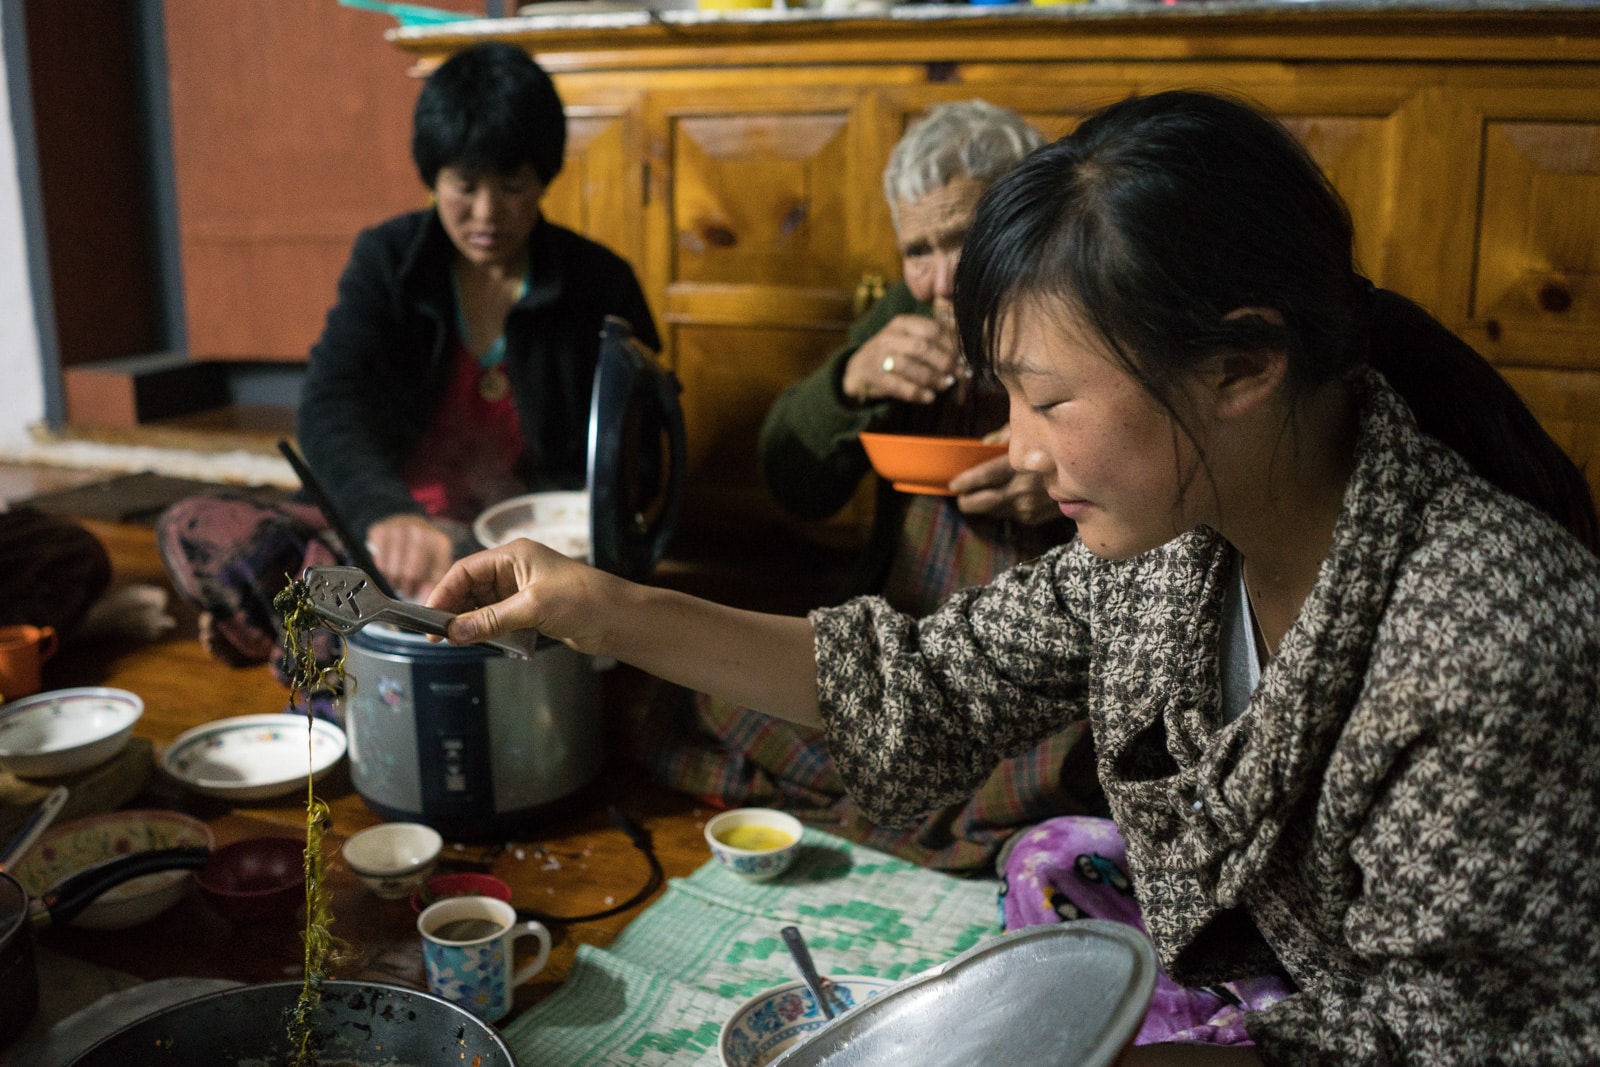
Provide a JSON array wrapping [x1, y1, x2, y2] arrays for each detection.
[[428, 538, 823, 728]]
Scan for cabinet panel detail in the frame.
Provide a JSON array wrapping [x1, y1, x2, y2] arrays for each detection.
[[671, 322, 850, 526], [1499, 365, 1600, 505], [1474, 121, 1600, 365], [383, 16, 1600, 537], [671, 114, 852, 288], [1279, 114, 1399, 285], [543, 111, 636, 267]]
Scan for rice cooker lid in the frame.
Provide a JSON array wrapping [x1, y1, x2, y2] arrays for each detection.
[[586, 315, 686, 582], [346, 621, 500, 658]]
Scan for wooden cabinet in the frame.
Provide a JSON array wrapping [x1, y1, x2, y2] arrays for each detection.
[[389, 6, 1600, 537]]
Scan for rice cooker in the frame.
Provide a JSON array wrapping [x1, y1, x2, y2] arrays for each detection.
[[343, 317, 685, 840]]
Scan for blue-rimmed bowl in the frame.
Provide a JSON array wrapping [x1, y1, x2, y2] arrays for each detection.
[[0, 687, 143, 778], [720, 976, 895, 1067], [704, 808, 803, 882]]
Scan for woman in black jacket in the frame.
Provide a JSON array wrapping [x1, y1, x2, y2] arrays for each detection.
[[158, 42, 657, 673]]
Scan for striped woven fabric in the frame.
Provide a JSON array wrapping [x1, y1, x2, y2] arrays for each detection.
[[502, 825, 1003, 1067]]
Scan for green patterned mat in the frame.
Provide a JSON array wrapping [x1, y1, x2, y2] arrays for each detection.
[[503, 827, 1003, 1066]]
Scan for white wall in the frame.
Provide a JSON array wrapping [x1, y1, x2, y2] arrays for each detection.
[[0, 17, 46, 449]]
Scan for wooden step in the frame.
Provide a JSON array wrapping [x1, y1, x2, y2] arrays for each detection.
[[62, 352, 230, 429]]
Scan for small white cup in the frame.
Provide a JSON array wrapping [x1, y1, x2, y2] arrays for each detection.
[[417, 895, 551, 1022]]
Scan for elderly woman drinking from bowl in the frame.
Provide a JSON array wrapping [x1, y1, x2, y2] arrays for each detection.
[[626, 100, 1098, 876]]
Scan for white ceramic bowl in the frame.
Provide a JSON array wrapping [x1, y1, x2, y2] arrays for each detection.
[[10, 809, 214, 930], [720, 977, 896, 1067], [340, 822, 443, 899], [704, 808, 804, 882], [473, 490, 591, 558], [0, 687, 143, 778], [160, 713, 346, 801]]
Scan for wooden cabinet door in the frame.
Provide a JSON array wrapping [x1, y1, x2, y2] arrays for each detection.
[[641, 86, 891, 535], [540, 82, 646, 272], [1460, 88, 1600, 502], [1466, 93, 1600, 368], [882, 74, 1414, 294]]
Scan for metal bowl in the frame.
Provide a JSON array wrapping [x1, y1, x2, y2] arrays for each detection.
[[65, 980, 517, 1066], [768, 922, 1157, 1067]]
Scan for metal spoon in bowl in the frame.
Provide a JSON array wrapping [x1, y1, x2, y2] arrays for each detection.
[[781, 924, 835, 1020]]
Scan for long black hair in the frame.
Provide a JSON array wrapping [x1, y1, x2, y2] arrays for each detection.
[[956, 89, 1597, 554]]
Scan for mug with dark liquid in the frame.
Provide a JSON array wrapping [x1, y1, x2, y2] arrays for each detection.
[[418, 895, 551, 1021]]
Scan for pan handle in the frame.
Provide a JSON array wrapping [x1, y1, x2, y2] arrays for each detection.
[[33, 845, 212, 928]]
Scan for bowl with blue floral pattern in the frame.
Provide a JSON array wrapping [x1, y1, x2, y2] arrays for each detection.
[[704, 808, 804, 882], [720, 976, 896, 1067]]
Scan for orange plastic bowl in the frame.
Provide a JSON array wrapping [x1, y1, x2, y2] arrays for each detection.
[[858, 433, 1009, 496]]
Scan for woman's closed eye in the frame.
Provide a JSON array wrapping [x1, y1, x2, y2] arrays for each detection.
[[1022, 392, 1068, 416]]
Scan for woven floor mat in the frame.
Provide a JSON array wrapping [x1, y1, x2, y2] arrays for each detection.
[[503, 826, 1002, 1067], [18, 471, 288, 525]]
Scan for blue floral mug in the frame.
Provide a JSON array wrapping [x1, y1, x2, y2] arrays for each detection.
[[417, 895, 551, 1022]]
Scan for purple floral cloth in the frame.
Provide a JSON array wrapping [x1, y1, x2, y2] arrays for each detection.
[[1000, 816, 1292, 1046]]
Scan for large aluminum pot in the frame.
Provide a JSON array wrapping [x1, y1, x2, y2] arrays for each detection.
[[770, 922, 1157, 1067], [66, 980, 516, 1066]]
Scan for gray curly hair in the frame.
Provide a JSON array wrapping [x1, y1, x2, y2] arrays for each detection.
[[883, 100, 1044, 224]]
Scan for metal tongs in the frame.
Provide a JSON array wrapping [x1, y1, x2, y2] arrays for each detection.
[[301, 564, 530, 660]]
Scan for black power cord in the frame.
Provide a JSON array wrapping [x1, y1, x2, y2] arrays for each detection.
[[514, 805, 664, 925]]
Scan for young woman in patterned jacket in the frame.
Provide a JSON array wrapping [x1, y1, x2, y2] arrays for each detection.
[[427, 90, 1600, 1064]]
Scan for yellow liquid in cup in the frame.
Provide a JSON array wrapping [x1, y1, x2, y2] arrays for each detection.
[[717, 825, 795, 852]]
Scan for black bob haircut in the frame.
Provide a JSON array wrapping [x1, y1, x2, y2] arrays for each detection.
[[411, 42, 567, 188]]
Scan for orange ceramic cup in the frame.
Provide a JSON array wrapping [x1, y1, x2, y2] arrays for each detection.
[[0, 625, 59, 703]]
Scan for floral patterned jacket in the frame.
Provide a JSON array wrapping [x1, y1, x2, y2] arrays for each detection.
[[812, 371, 1600, 1064]]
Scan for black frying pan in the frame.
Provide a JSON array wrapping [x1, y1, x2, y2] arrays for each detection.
[[0, 871, 37, 1050], [1, 849, 211, 1052]]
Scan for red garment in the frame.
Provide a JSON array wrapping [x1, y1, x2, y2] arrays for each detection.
[[404, 336, 526, 523]]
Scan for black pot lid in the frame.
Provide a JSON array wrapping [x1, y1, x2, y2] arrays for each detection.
[[586, 315, 686, 581]]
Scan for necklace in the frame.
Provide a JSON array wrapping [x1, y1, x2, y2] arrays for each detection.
[[477, 346, 511, 404], [452, 265, 528, 403]]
